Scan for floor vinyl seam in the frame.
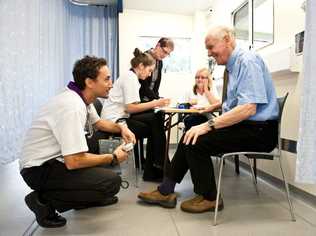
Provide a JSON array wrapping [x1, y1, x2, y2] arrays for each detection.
[[169, 210, 181, 236], [256, 188, 316, 227], [234, 163, 316, 228], [263, 191, 316, 228], [22, 219, 39, 236]]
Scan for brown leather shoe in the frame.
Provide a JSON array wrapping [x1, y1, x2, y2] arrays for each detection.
[[180, 195, 224, 213], [138, 190, 177, 208], [180, 195, 204, 209]]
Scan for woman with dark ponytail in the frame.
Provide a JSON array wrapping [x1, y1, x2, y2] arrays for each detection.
[[101, 48, 170, 181]]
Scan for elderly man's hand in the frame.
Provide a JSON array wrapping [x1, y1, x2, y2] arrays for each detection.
[[120, 125, 136, 144], [183, 122, 211, 145]]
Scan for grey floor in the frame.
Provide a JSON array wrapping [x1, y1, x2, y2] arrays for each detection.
[[1, 150, 316, 236]]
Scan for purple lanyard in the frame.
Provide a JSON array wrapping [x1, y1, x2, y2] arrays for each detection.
[[67, 81, 88, 105], [67, 81, 94, 137]]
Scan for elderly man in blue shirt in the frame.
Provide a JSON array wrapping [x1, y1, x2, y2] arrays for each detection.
[[138, 26, 279, 213]]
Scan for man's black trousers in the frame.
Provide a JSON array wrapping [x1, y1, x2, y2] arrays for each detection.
[[165, 120, 278, 200]]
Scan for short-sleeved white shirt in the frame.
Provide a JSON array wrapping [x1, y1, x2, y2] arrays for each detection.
[[19, 88, 100, 170], [101, 70, 140, 122], [185, 86, 220, 107]]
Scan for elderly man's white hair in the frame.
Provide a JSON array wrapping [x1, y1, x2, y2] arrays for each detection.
[[206, 26, 235, 40]]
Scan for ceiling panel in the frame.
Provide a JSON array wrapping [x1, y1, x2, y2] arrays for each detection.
[[123, 0, 213, 15]]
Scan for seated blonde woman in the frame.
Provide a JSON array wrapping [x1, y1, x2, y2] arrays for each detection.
[[183, 68, 221, 130]]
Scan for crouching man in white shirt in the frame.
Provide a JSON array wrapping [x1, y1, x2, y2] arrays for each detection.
[[19, 56, 135, 228]]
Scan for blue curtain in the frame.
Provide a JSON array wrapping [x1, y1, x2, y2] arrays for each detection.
[[296, 0, 316, 183], [0, 0, 119, 164], [64, 1, 119, 81]]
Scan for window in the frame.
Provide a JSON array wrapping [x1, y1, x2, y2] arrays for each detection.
[[137, 36, 192, 73], [233, 0, 274, 50], [233, 1, 249, 50], [253, 0, 274, 49]]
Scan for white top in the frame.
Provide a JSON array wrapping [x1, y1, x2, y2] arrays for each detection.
[[101, 70, 141, 122], [185, 85, 220, 108], [19, 88, 100, 170]]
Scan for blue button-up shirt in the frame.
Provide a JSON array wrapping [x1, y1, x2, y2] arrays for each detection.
[[222, 47, 279, 121]]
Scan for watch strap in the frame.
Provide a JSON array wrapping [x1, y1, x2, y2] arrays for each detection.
[[110, 153, 119, 166], [207, 118, 216, 131]]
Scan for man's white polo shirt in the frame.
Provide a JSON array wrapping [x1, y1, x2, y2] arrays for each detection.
[[19, 88, 99, 170]]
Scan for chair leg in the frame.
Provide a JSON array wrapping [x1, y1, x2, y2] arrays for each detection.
[[134, 140, 143, 188], [139, 138, 145, 165], [213, 156, 220, 185], [215, 156, 220, 171], [131, 149, 139, 188], [133, 142, 142, 169], [278, 158, 296, 221], [247, 158, 259, 195], [176, 127, 179, 143], [137, 140, 143, 170], [253, 158, 257, 180], [234, 155, 240, 175], [214, 157, 225, 226]]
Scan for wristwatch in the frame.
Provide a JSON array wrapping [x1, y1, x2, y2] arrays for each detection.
[[116, 118, 127, 126], [207, 117, 216, 131], [110, 153, 119, 166]]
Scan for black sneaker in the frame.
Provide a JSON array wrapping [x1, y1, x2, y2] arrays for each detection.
[[45, 212, 67, 227], [25, 191, 66, 228], [74, 196, 119, 210]]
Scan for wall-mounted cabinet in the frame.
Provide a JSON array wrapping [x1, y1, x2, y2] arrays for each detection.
[[259, 46, 302, 76]]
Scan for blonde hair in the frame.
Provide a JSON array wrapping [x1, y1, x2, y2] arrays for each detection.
[[193, 68, 212, 95]]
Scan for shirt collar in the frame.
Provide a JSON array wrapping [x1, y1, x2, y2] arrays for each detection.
[[67, 81, 88, 105], [147, 48, 161, 62], [226, 46, 240, 73]]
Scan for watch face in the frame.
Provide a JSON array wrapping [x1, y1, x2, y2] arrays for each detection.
[[208, 119, 214, 125], [207, 119, 215, 130]]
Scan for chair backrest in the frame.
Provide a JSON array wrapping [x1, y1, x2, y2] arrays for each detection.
[[277, 92, 289, 122], [276, 92, 289, 150], [93, 98, 103, 116]]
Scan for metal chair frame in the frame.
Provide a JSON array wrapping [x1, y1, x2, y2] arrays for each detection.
[[133, 138, 144, 187], [213, 92, 296, 225], [93, 99, 144, 188]]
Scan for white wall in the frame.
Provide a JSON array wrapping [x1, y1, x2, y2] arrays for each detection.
[[209, 0, 316, 195], [119, 9, 193, 75], [208, 0, 244, 26], [119, 9, 210, 143], [119, 9, 193, 104], [191, 11, 209, 72]]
